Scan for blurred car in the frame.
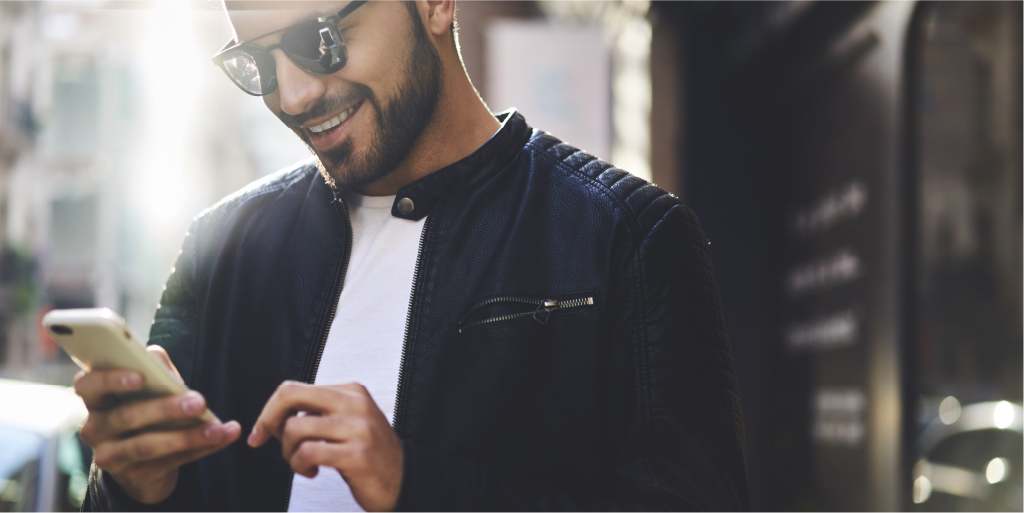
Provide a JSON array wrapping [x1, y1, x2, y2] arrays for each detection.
[[913, 399, 1024, 511], [0, 379, 90, 512]]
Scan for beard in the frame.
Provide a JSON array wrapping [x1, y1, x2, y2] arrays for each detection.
[[279, 7, 443, 190]]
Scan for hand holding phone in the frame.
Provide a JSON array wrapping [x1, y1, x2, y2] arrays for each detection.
[[44, 308, 220, 427], [44, 308, 242, 504]]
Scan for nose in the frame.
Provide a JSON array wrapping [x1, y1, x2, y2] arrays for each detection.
[[273, 50, 328, 117]]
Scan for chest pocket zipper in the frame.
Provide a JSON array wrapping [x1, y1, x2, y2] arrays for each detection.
[[457, 295, 596, 333]]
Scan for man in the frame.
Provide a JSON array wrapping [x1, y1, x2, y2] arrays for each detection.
[[79, 1, 749, 510]]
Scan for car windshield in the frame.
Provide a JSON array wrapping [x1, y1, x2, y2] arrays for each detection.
[[0, 424, 43, 511], [0, 425, 42, 481]]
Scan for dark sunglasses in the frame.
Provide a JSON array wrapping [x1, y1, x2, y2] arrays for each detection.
[[212, 1, 367, 96]]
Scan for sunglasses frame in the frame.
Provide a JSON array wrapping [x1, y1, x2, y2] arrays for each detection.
[[212, 0, 368, 96]]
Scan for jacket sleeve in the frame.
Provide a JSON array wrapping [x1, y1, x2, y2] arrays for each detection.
[[395, 204, 750, 511], [83, 221, 204, 512]]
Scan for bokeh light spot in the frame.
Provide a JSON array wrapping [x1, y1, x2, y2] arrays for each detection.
[[986, 458, 1008, 484], [994, 401, 1014, 429], [938, 396, 960, 425], [913, 475, 932, 504]]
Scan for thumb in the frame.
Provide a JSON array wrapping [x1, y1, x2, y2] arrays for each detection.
[[146, 345, 185, 384]]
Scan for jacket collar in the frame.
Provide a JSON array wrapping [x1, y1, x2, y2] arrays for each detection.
[[376, 109, 531, 220]]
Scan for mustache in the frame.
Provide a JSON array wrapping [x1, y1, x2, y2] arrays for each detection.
[[278, 86, 372, 128]]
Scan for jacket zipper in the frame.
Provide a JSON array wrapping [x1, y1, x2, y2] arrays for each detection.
[[392, 216, 431, 431], [282, 196, 353, 511], [457, 296, 595, 333]]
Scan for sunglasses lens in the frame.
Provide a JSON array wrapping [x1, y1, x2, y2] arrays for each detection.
[[282, 21, 346, 74], [221, 47, 275, 95]]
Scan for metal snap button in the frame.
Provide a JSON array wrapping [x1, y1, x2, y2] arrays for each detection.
[[397, 197, 415, 215]]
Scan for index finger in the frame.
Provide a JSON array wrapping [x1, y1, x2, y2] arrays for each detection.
[[74, 369, 144, 408], [248, 382, 355, 447]]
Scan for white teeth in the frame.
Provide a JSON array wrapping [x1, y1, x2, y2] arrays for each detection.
[[307, 103, 359, 134]]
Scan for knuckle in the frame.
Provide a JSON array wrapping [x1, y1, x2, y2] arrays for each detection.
[[290, 446, 308, 468], [283, 415, 303, 435], [278, 381, 302, 398], [93, 446, 115, 469], [341, 443, 367, 470], [296, 441, 318, 462], [129, 439, 153, 461], [189, 432, 209, 451], [113, 406, 136, 430], [93, 452, 109, 469], [189, 425, 211, 448], [351, 418, 372, 438], [105, 371, 124, 391], [289, 457, 306, 474], [78, 421, 97, 445], [72, 371, 87, 392], [162, 395, 184, 419], [327, 415, 346, 431], [352, 443, 369, 463], [125, 440, 142, 461], [356, 397, 374, 416], [166, 431, 190, 454], [282, 442, 297, 462]]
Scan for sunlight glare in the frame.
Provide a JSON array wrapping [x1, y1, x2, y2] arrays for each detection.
[[136, 1, 200, 228]]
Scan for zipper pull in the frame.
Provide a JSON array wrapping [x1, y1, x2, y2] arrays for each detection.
[[533, 299, 559, 324]]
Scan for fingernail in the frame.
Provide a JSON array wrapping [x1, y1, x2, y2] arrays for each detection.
[[121, 373, 142, 388], [247, 425, 259, 446], [224, 422, 241, 437], [181, 393, 204, 415], [204, 423, 222, 440]]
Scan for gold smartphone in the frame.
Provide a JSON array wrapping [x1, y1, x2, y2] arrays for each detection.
[[43, 308, 219, 428]]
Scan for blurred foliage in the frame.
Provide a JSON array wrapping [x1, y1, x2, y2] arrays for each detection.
[[0, 246, 38, 315]]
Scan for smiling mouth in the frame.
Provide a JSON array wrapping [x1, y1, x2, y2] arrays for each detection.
[[306, 101, 362, 135]]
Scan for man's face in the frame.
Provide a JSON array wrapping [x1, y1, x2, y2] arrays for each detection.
[[229, 2, 442, 189]]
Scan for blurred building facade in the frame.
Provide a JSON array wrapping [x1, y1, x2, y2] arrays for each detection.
[[0, 1, 1019, 511], [655, 1, 1022, 510], [0, 1, 310, 384]]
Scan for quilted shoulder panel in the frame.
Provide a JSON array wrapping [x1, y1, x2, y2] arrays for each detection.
[[527, 130, 686, 240]]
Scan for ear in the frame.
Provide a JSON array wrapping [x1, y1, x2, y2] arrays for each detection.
[[424, 0, 455, 37]]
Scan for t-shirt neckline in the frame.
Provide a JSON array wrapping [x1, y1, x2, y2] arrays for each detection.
[[343, 189, 395, 209]]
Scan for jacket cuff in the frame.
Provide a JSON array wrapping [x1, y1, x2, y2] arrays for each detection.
[[83, 463, 171, 512], [395, 440, 476, 511]]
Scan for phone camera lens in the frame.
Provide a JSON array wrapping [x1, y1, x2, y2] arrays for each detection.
[[51, 325, 73, 335]]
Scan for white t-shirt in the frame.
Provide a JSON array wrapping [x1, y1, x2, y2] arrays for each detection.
[[287, 191, 426, 512]]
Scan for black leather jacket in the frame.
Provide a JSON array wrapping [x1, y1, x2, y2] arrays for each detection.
[[85, 111, 749, 511]]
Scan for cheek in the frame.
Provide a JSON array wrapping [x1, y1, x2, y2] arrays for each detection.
[[335, 52, 385, 89], [339, 29, 411, 91], [340, 56, 406, 105]]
